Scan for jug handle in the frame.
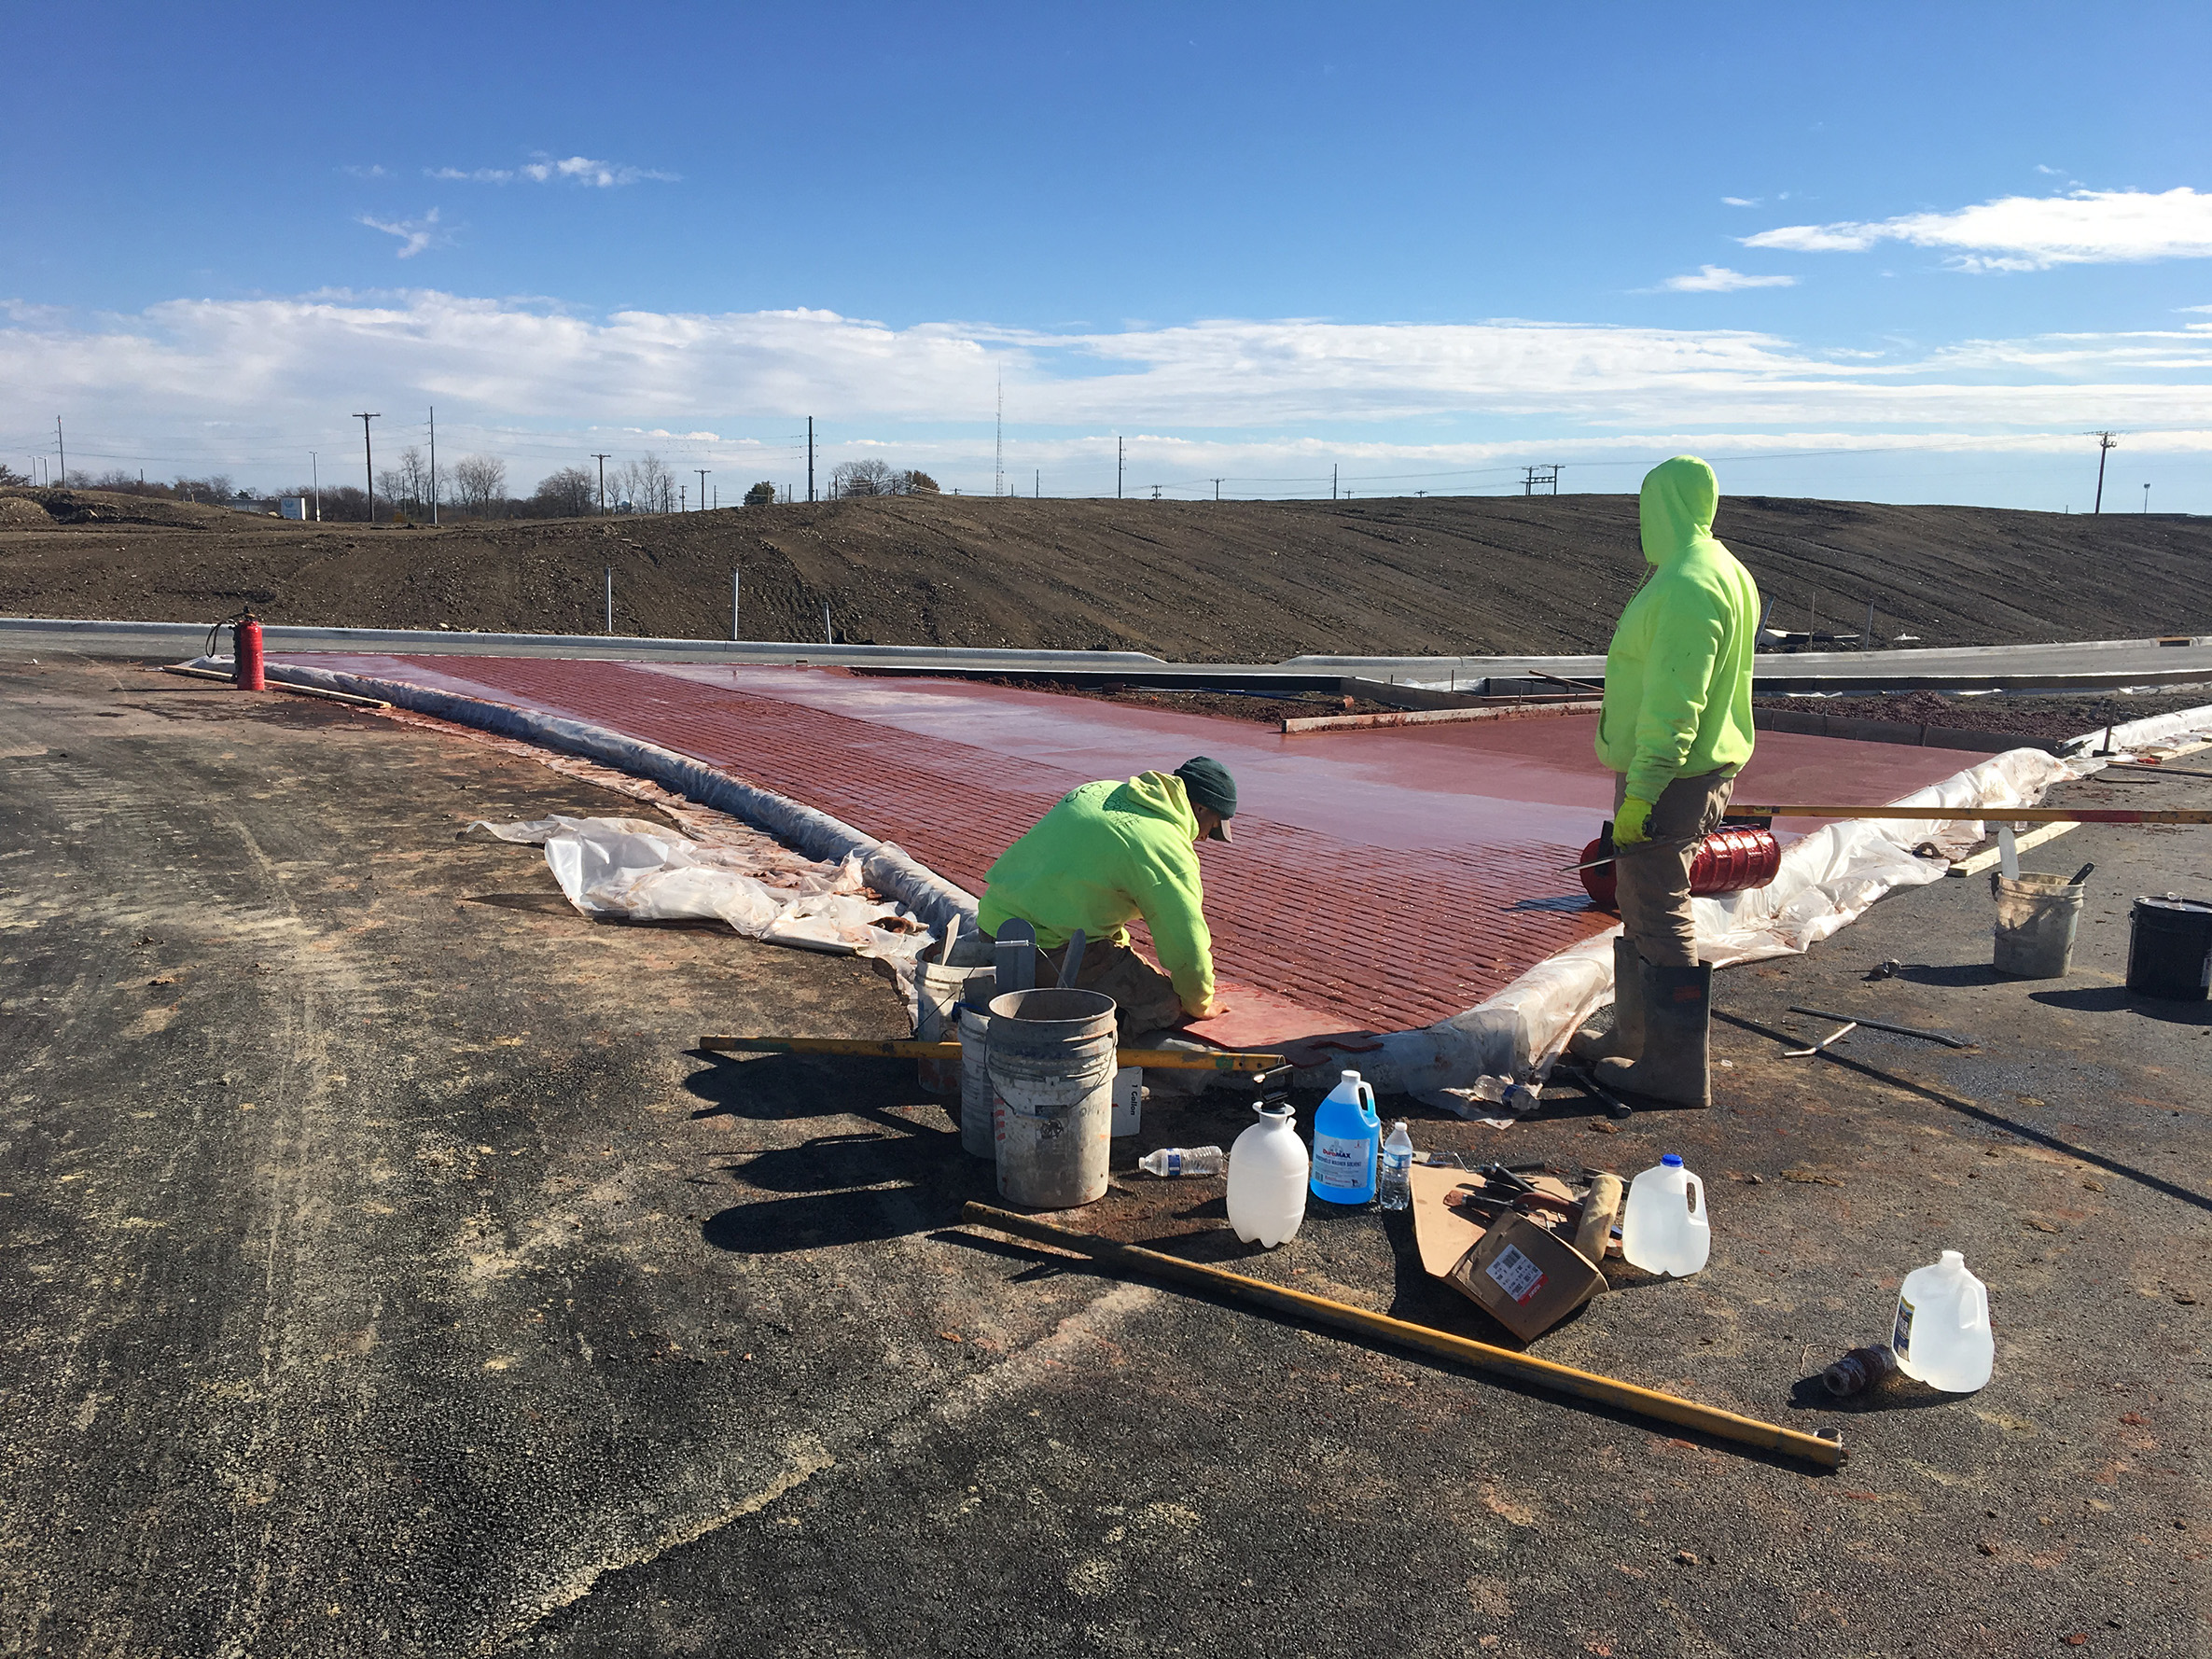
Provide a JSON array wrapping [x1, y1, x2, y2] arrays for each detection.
[[1683, 1171, 1704, 1220], [1962, 1280, 1989, 1332], [1356, 1080, 1378, 1122]]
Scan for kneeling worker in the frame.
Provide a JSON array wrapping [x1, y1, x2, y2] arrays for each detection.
[[978, 758, 1237, 1039], [1589, 455, 1760, 1108]]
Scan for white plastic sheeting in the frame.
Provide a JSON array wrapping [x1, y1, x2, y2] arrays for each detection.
[[1346, 745, 2093, 1106], [470, 815, 935, 959], [200, 655, 981, 938]]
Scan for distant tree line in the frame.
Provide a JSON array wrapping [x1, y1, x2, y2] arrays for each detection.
[[3, 447, 943, 520]]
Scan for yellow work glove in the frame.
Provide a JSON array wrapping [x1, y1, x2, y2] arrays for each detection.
[[1614, 796, 1655, 846]]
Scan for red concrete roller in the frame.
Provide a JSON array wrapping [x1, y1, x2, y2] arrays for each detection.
[[1578, 824, 1781, 912]]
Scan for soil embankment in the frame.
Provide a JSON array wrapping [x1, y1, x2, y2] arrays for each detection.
[[2, 485, 2206, 660]]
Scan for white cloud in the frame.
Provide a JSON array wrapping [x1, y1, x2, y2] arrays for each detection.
[[426, 154, 676, 188], [1659, 265, 1799, 293], [11, 291, 2212, 494], [1745, 187, 2212, 271], [344, 163, 390, 179], [1721, 197, 1761, 207], [357, 209, 446, 259]]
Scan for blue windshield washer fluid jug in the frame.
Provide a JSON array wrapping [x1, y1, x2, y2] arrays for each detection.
[[1310, 1069, 1382, 1206]]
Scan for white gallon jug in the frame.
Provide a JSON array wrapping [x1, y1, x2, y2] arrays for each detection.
[[1227, 1103, 1308, 1248], [1619, 1154, 1709, 1276], [1893, 1250, 1994, 1393]]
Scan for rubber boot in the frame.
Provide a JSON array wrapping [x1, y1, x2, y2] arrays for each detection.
[[1569, 937, 1647, 1063], [1594, 958, 1711, 1108]]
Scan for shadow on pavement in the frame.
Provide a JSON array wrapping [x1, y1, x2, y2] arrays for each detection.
[[2030, 983, 2212, 1025]]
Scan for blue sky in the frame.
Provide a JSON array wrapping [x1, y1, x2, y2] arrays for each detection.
[[5, 1, 2210, 508]]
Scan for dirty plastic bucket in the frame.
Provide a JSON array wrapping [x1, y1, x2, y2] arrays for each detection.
[[958, 1002, 995, 1158], [916, 963, 991, 1095], [2126, 895, 2212, 1001], [988, 987, 1118, 1208], [1992, 871, 2085, 978]]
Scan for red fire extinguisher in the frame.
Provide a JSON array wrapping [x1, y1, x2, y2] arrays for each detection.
[[210, 608, 265, 690]]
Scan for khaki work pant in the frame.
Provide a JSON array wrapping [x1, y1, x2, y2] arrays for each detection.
[[1611, 768, 1737, 968], [1037, 938, 1187, 1040]]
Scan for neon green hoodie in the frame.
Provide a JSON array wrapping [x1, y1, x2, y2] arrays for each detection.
[[978, 772, 1216, 1014], [1594, 455, 1762, 802]]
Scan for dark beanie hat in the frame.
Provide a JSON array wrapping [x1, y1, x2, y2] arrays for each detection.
[[1175, 757, 1237, 840]]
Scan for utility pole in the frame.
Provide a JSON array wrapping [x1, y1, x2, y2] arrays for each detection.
[[1332, 464, 1338, 500], [1034, 468, 1039, 498], [54, 417, 63, 487], [807, 418, 815, 502], [2087, 430, 2119, 513], [1521, 464, 1562, 496], [1117, 437, 1123, 499], [1214, 478, 1222, 501], [354, 412, 380, 523], [697, 468, 710, 511], [732, 567, 742, 641], [995, 369, 1005, 497], [679, 486, 687, 513], [591, 453, 611, 515], [310, 451, 320, 521], [2143, 482, 2151, 514]]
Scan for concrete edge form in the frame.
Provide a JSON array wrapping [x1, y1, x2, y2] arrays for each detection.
[[11, 614, 2209, 693]]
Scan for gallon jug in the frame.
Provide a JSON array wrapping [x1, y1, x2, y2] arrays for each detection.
[[1227, 1103, 1308, 1248], [1309, 1069, 1382, 1206], [1892, 1250, 1994, 1393], [1619, 1154, 1709, 1276]]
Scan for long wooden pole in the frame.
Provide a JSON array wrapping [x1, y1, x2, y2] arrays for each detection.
[[1729, 805, 2212, 825], [960, 1203, 1844, 1470], [698, 1035, 1285, 1072]]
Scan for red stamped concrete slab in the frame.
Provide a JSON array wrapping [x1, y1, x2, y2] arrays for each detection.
[[283, 653, 1977, 1039]]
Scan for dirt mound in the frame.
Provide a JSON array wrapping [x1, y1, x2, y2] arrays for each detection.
[[0, 488, 2205, 659], [1, 487, 252, 530], [0, 495, 51, 526]]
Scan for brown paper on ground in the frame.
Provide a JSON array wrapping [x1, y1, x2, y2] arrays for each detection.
[[1409, 1163, 1576, 1280]]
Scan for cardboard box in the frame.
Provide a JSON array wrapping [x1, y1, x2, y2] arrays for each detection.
[[1447, 1211, 1608, 1343]]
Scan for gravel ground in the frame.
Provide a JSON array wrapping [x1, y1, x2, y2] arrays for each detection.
[[1757, 688, 2212, 740], [1, 657, 2204, 1657]]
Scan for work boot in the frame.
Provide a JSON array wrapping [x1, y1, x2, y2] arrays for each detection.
[[1594, 958, 1711, 1108], [1568, 937, 1647, 1064]]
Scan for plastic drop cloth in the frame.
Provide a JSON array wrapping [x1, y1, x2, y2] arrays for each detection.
[[1343, 745, 2095, 1108], [469, 815, 935, 960]]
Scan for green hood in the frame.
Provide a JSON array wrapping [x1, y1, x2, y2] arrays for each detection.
[[1638, 454, 1721, 568], [1106, 770, 1200, 836]]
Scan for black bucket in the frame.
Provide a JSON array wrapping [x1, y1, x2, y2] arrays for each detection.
[[2125, 896, 2212, 1002]]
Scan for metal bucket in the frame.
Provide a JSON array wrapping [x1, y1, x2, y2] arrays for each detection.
[[958, 1002, 995, 1158], [2125, 895, 2212, 1001], [1992, 871, 2084, 978], [988, 987, 1118, 1209]]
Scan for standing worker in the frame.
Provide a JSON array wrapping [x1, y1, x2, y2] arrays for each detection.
[[1585, 456, 1760, 1107], [978, 759, 1238, 1039]]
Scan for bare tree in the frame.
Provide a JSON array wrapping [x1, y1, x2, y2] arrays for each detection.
[[396, 446, 430, 512], [614, 453, 675, 513], [451, 454, 507, 514], [828, 458, 897, 498], [531, 467, 597, 517]]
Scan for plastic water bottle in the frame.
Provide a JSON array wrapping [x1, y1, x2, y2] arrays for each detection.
[[1138, 1146, 1225, 1178], [1227, 1104, 1308, 1247], [1310, 1069, 1382, 1206], [1892, 1250, 1994, 1393], [1377, 1121, 1413, 1210], [1619, 1154, 1710, 1276]]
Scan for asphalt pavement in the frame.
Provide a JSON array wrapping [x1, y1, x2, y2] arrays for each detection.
[[0, 659, 2205, 1657]]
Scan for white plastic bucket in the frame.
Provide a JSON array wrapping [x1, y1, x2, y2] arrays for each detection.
[[988, 987, 1118, 1209], [958, 1002, 994, 1159], [916, 963, 990, 1094], [1993, 872, 2084, 978]]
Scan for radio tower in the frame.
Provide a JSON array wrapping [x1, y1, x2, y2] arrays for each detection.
[[995, 369, 1005, 497]]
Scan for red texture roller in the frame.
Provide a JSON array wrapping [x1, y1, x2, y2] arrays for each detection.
[[1578, 823, 1781, 912]]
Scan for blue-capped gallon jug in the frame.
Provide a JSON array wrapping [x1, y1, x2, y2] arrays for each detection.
[[1309, 1069, 1381, 1206]]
